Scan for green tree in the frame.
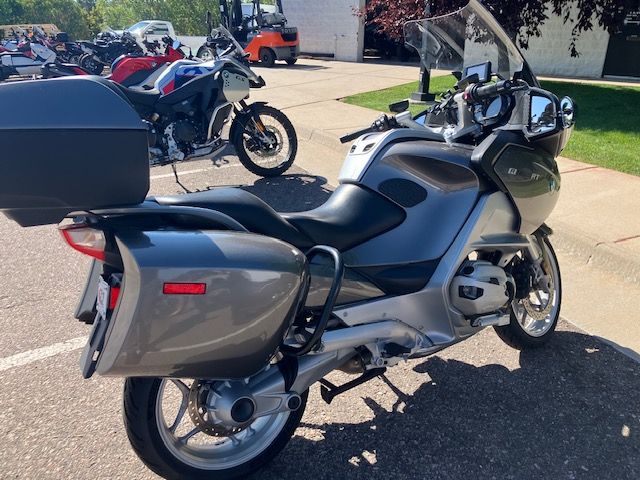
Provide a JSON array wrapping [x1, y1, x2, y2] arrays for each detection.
[[95, 0, 219, 35]]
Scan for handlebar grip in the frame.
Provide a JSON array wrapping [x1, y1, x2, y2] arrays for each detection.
[[339, 127, 373, 144], [467, 80, 513, 102]]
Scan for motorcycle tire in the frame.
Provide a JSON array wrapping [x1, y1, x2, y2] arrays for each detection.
[[233, 105, 298, 177], [79, 54, 103, 75], [286, 58, 298, 65], [494, 236, 561, 349], [123, 377, 308, 480], [197, 47, 216, 62]]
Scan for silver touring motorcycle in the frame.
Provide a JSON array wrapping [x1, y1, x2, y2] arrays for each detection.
[[0, 1, 575, 478]]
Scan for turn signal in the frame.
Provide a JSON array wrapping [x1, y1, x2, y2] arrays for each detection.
[[59, 225, 106, 261], [163, 283, 207, 295]]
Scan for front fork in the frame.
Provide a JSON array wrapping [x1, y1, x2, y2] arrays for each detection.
[[525, 229, 553, 294], [234, 100, 272, 145]]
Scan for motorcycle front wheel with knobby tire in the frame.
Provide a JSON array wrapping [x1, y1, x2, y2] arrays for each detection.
[[494, 235, 561, 349], [232, 105, 298, 177], [123, 377, 308, 480]]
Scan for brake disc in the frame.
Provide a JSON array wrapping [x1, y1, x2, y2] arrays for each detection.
[[522, 275, 555, 320], [187, 380, 245, 437]]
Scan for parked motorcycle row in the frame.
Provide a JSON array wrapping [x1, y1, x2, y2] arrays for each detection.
[[0, 2, 577, 479], [8, 17, 299, 180]]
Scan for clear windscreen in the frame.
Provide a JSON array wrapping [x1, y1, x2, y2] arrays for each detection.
[[214, 25, 247, 57], [404, 0, 527, 81]]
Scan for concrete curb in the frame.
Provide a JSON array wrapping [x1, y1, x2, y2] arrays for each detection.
[[295, 121, 640, 285], [296, 124, 350, 154], [550, 219, 640, 284]]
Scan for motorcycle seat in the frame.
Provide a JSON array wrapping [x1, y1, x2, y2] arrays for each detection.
[[114, 83, 161, 107], [154, 188, 314, 249], [153, 183, 406, 252]]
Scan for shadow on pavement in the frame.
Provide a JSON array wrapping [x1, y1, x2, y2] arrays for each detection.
[[243, 173, 332, 211], [269, 330, 640, 480]]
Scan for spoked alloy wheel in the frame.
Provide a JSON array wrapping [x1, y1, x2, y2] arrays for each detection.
[[494, 236, 562, 349], [123, 377, 307, 480], [234, 105, 298, 177]]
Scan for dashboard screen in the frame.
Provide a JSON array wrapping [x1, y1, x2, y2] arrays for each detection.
[[463, 62, 491, 82]]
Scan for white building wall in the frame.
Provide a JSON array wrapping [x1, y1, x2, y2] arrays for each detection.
[[523, 6, 610, 78], [281, 0, 365, 62]]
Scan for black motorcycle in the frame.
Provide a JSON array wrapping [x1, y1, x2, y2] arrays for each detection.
[[79, 30, 143, 75]]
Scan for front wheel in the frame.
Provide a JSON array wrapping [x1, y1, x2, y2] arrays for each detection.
[[494, 235, 562, 349], [123, 378, 308, 480], [233, 105, 298, 177], [79, 54, 103, 75], [197, 46, 216, 61], [285, 57, 298, 65]]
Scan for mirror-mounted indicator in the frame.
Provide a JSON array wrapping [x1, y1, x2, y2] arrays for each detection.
[[560, 96, 576, 128]]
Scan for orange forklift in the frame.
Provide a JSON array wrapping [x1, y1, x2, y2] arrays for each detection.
[[216, 0, 299, 67]]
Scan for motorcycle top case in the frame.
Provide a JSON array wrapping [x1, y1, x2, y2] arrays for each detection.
[[0, 76, 149, 227], [94, 230, 309, 379]]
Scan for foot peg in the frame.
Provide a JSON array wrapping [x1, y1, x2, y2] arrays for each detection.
[[319, 367, 386, 404]]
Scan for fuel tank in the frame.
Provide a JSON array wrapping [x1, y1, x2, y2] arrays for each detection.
[[339, 134, 483, 266]]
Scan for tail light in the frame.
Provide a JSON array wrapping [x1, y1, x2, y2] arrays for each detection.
[[59, 224, 106, 261]]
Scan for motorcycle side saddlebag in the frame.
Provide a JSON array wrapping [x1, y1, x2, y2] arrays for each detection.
[[94, 230, 309, 379], [0, 76, 149, 227]]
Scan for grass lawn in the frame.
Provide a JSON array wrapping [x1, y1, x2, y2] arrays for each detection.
[[342, 76, 640, 176]]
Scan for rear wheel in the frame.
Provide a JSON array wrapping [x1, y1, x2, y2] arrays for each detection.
[[123, 377, 308, 480], [494, 236, 561, 349], [233, 105, 298, 177], [285, 58, 298, 66], [259, 48, 276, 67]]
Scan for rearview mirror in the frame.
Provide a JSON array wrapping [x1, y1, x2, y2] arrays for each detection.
[[172, 40, 181, 50], [528, 94, 557, 136], [389, 100, 409, 113]]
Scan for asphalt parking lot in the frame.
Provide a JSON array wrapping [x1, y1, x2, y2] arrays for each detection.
[[0, 142, 639, 479]]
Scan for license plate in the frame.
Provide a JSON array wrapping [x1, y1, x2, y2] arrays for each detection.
[[96, 277, 109, 319]]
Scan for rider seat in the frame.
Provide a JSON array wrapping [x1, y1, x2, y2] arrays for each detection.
[[153, 184, 406, 252]]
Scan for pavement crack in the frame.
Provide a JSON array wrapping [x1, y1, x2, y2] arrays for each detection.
[[614, 234, 640, 244]]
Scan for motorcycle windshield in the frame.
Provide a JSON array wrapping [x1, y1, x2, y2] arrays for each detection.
[[404, 0, 529, 82], [215, 25, 248, 58]]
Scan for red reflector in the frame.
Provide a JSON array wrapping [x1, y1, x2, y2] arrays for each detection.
[[163, 283, 207, 295], [109, 286, 121, 310]]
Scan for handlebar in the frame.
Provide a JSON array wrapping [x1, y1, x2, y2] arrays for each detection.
[[340, 127, 374, 144], [340, 114, 396, 144], [464, 80, 514, 102]]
